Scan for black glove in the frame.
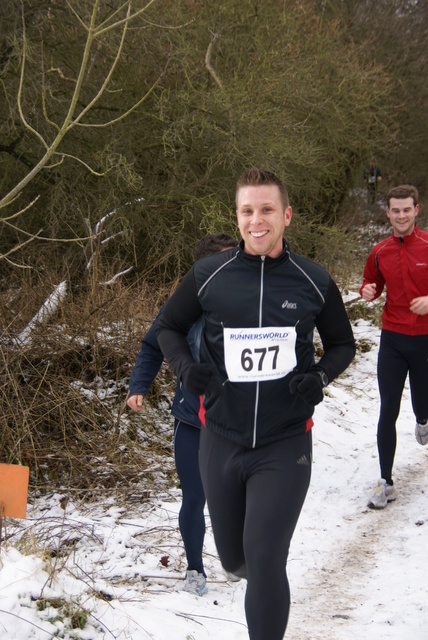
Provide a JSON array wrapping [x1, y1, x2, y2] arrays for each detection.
[[289, 372, 324, 406], [181, 363, 217, 395]]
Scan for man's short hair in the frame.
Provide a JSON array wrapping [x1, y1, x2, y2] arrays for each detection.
[[236, 168, 289, 209], [387, 184, 419, 208], [194, 233, 237, 261]]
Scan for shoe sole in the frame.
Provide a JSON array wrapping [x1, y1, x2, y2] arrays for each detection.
[[183, 586, 208, 596], [368, 493, 396, 509]]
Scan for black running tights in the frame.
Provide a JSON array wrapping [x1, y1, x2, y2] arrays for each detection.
[[377, 330, 428, 481], [199, 427, 312, 640]]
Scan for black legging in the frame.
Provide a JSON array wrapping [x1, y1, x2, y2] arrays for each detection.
[[199, 427, 312, 640], [174, 420, 206, 576], [377, 330, 428, 482]]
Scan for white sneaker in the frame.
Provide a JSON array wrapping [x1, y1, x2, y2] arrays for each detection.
[[415, 420, 428, 446], [183, 570, 208, 596], [368, 479, 397, 509]]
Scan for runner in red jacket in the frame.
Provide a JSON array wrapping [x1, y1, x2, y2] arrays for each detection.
[[360, 184, 428, 508]]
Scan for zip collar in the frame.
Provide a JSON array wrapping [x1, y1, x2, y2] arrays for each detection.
[[237, 238, 291, 264], [390, 225, 421, 244]]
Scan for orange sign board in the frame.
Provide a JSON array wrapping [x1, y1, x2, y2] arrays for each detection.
[[0, 464, 30, 519]]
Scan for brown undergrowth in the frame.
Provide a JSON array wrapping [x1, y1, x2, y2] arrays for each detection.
[[0, 277, 177, 502]]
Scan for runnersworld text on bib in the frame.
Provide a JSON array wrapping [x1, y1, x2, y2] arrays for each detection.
[[223, 326, 297, 382]]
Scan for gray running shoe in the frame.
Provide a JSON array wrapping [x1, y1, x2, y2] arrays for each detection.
[[183, 570, 208, 596], [415, 420, 428, 446], [367, 479, 397, 509], [225, 571, 241, 582]]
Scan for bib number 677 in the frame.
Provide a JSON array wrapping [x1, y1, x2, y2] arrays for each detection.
[[241, 346, 279, 372]]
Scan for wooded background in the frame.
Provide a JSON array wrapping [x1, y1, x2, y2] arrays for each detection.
[[1, 0, 426, 287]]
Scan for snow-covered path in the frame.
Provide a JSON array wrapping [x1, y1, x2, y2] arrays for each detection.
[[288, 329, 428, 639]]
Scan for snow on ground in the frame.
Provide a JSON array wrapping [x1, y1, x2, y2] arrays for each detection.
[[0, 317, 427, 640]]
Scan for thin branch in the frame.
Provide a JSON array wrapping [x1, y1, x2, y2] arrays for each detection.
[[96, 0, 159, 36], [96, 0, 133, 30], [43, 157, 65, 170], [205, 33, 224, 91], [94, 209, 118, 234], [69, 4, 132, 128], [86, 230, 127, 270], [0, 196, 39, 220], [75, 60, 170, 128], [204, 32, 236, 139], [0, 230, 43, 260], [46, 66, 77, 83], [64, 0, 88, 32], [41, 40, 60, 131], [100, 229, 126, 245], [1, 219, 96, 243], [3, 256, 34, 269], [138, 17, 195, 30], [0, 193, 21, 212], [17, 2, 49, 150], [99, 266, 134, 285], [53, 152, 111, 176], [0, 609, 53, 637]]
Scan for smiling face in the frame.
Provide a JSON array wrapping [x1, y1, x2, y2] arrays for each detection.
[[387, 197, 419, 237], [236, 184, 292, 258]]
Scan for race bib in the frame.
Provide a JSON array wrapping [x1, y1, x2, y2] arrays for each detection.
[[223, 326, 297, 382]]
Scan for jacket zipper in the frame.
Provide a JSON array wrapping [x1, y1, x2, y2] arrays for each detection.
[[399, 236, 417, 332], [252, 256, 265, 448]]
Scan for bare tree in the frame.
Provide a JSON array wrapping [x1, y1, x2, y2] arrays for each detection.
[[0, 0, 178, 341], [0, 0, 167, 265]]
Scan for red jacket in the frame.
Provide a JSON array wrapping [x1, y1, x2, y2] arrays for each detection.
[[360, 225, 428, 336]]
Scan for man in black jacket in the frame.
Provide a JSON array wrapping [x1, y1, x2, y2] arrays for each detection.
[[157, 168, 355, 640]]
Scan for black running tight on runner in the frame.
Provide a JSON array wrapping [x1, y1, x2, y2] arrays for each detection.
[[174, 419, 206, 576], [199, 427, 312, 640], [377, 330, 428, 481]]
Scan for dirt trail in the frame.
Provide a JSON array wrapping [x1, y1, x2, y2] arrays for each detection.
[[287, 457, 427, 640]]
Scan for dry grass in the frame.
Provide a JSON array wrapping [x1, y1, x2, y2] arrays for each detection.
[[0, 277, 177, 500]]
